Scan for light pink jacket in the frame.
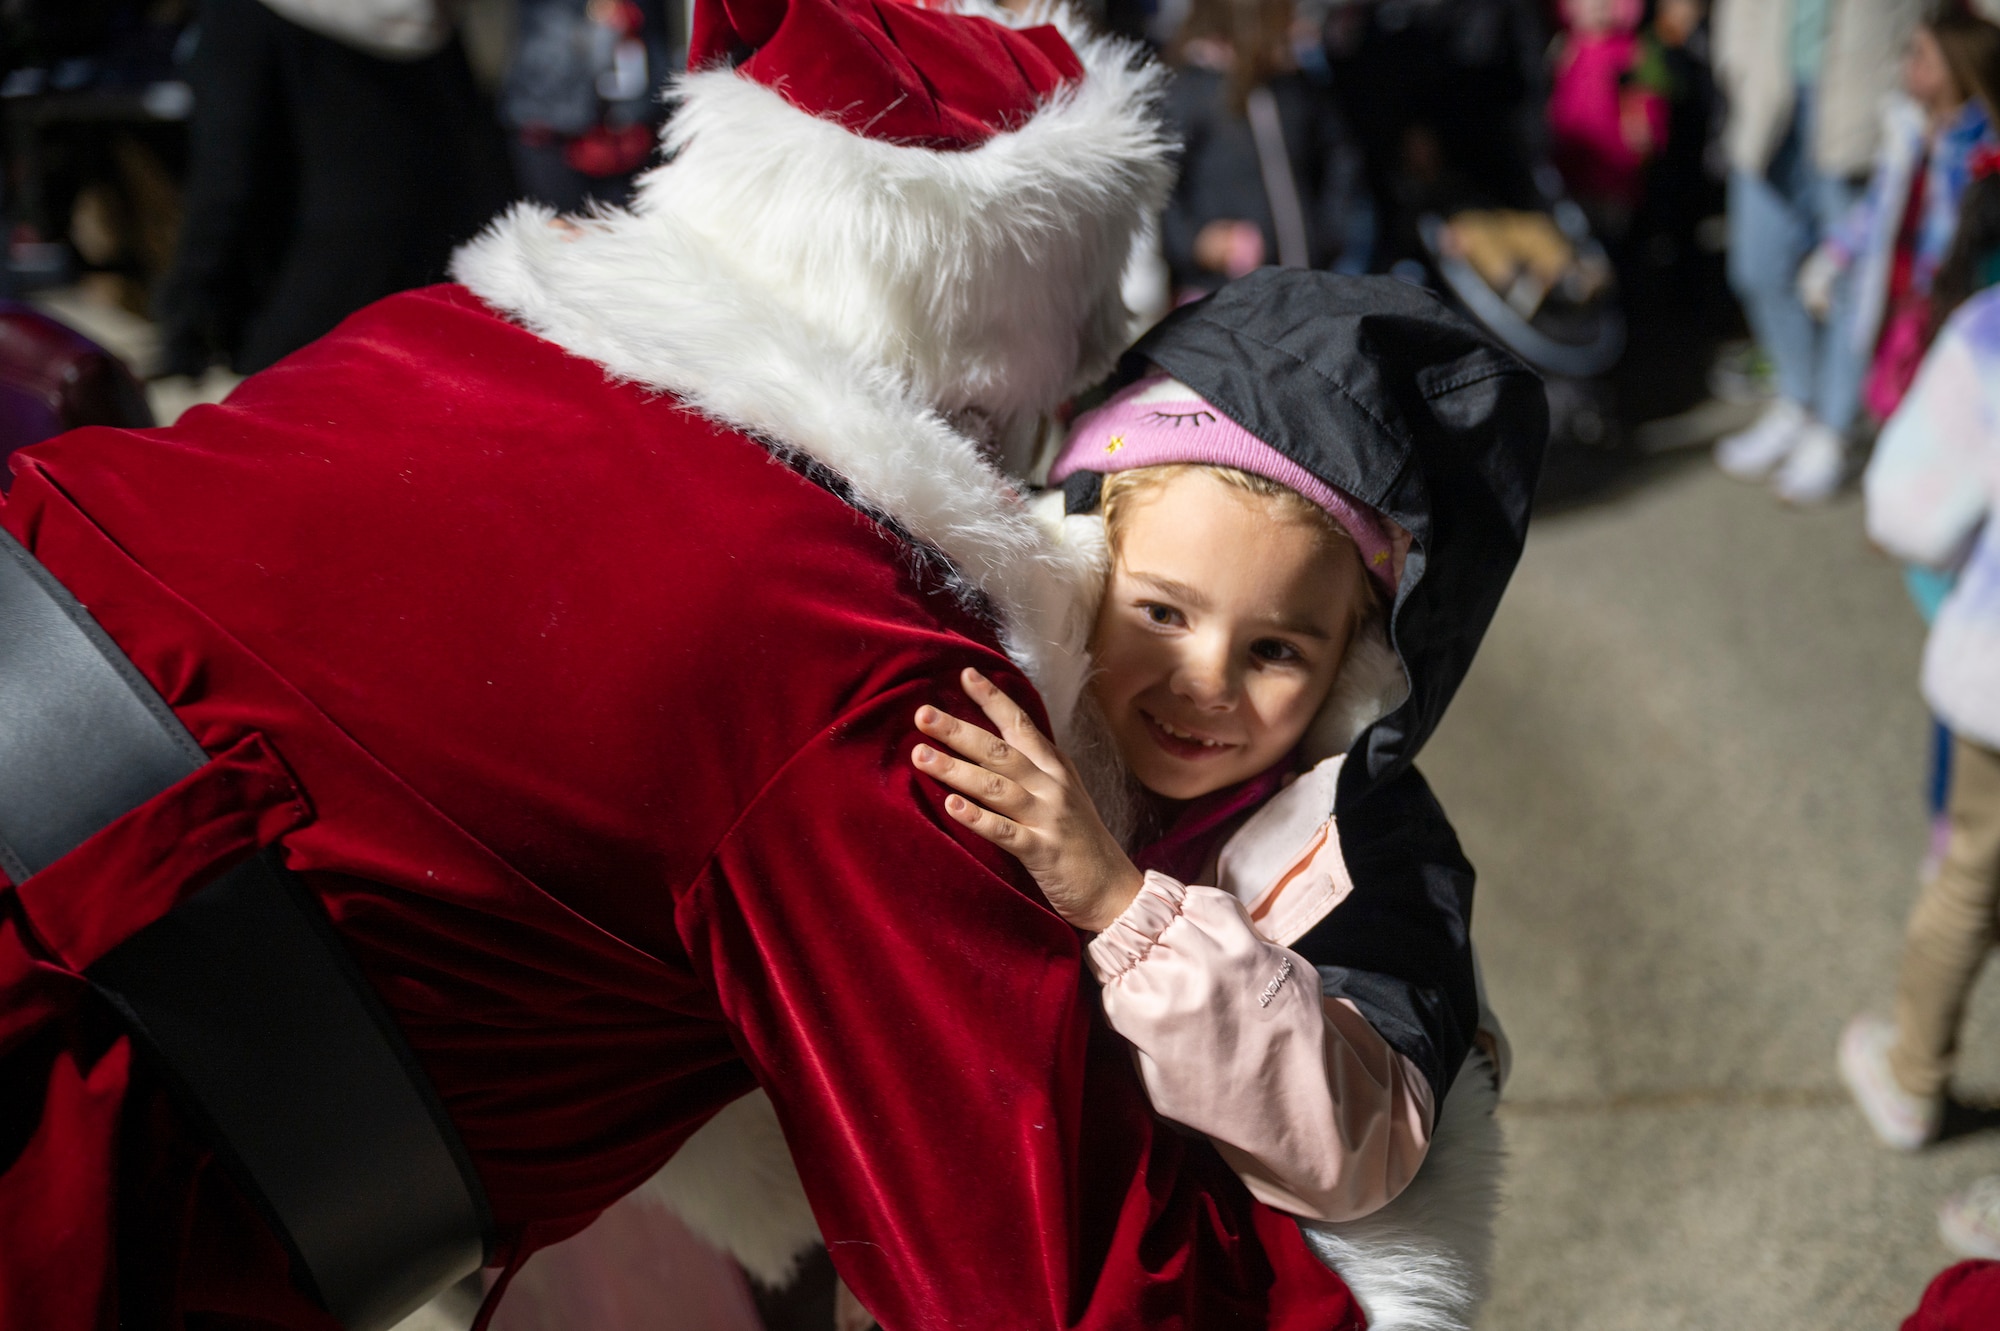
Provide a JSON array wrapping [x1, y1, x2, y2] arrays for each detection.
[[1086, 756, 1436, 1223]]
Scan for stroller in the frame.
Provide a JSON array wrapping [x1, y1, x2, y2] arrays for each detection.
[[1421, 200, 1625, 443], [1323, 0, 1627, 446]]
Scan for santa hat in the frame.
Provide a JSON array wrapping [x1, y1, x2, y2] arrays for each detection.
[[689, 0, 1085, 149], [624, 0, 1174, 432]]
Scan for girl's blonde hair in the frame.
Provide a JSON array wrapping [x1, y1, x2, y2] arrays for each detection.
[[1098, 462, 1379, 637]]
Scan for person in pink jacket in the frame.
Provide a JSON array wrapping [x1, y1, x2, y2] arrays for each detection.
[[918, 441, 1472, 1233], [915, 273, 1524, 1243], [1547, 0, 1669, 223]]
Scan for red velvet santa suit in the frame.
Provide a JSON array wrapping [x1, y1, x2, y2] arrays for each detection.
[[0, 2, 1367, 1327], [1904, 1261, 2000, 1330]]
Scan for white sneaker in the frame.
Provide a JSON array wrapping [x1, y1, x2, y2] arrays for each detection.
[[1839, 1012, 1943, 1151], [1715, 398, 1808, 481], [1770, 421, 1848, 505], [1941, 1176, 2000, 1260]]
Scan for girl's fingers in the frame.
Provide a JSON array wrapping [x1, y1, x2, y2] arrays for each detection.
[[959, 668, 1063, 771], [911, 743, 1030, 815], [942, 792, 1026, 849], [914, 699, 1042, 782]]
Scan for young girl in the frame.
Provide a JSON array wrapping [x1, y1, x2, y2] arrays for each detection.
[[909, 364, 1517, 1234], [1849, 11, 2000, 427], [1720, 9, 1999, 506], [1771, 11, 2000, 501]]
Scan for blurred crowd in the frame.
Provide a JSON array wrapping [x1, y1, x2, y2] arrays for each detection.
[[9, 0, 2000, 1315], [0, 0, 1727, 390], [0, 0, 685, 377]]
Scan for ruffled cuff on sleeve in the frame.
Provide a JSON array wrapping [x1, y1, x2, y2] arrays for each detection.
[[1085, 870, 1187, 984]]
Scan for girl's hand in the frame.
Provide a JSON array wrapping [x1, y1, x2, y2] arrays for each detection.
[[911, 668, 1144, 933]]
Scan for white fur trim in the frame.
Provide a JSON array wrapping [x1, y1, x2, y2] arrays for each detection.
[[1300, 1053, 1506, 1331], [450, 13, 1169, 743], [649, 28, 1173, 429], [1306, 620, 1409, 765], [638, 1093, 819, 1289]]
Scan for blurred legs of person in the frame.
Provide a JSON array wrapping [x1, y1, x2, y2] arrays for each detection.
[[1716, 89, 1864, 498], [1891, 736, 2000, 1097], [1771, 170, 1866, 503], [1841, 735, 2000, 1151]]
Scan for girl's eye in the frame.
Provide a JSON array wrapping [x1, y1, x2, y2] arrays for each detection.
[[1250, 638, 1302, 664], [1140, 602, 1184, 627]]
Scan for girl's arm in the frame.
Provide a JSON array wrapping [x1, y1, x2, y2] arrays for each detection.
[[914, 669, 1434, 1223], [1086, 872, 1435, 1222]]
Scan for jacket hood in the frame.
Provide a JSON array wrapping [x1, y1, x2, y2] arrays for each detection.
[[1118, 271, 1547, 802]]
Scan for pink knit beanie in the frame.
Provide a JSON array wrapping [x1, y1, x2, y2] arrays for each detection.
[[1050, 374, 1400, 596]]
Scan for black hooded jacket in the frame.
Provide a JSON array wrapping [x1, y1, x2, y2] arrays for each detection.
[[1069, 270, 1547, 1102]]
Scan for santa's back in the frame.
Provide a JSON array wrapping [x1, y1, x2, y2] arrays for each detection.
[[9, 284, 1014, 949], [1, 277, 1048, 1247]]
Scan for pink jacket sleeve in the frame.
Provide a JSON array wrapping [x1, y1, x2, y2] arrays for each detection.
[[1087, 872, 1434, 1224]]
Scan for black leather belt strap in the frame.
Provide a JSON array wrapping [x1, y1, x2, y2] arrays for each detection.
[[0, 529, 493, 1331]]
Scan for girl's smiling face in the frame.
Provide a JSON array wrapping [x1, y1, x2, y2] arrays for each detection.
[[1088, 468, 1366, 801]]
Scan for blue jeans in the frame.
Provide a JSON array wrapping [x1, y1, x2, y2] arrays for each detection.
[[1726, 89, 1865, 434]]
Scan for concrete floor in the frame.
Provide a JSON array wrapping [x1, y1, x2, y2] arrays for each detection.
[[1431, 455, 2000, 1329]]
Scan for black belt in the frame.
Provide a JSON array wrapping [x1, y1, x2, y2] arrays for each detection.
[[0, 529, 492, 1331]]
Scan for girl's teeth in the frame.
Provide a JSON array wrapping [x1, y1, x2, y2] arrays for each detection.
[[1156, 717, 1223, 747]]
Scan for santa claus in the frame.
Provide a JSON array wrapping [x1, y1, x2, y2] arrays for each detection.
[[0, 1, 1420, 1328]]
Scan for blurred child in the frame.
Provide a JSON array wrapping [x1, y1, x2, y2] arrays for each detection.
[[500, 0, 678, 212], [1841, 146, 2000, 1229], [1547, 0, 1668, 226], [1159, 0, 1371, 294], [1802, 11, 2000, 432], [1816, 14, 2000, 910], [917, 444, 1439, 1226]]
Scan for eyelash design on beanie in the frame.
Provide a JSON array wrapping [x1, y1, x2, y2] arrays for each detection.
[[1145, 409, 1217, 427]]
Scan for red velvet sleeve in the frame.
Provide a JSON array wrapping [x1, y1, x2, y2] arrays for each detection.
[[678, 675, 1362, 1330]]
